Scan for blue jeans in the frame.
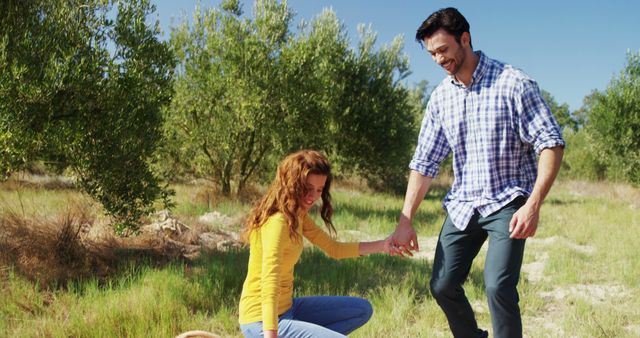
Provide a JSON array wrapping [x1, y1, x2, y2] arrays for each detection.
[[240, 296, 373, 338]]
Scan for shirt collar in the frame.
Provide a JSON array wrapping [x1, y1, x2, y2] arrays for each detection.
[[450, 51, 488, 88]]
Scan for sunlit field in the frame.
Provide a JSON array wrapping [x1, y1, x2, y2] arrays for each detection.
[[1, 178, 639, 337]]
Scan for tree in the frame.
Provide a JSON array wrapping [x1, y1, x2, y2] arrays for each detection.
[[166, 1, 420, 195], [0, 0, 175, 231], [541, 90, 577, 131], [166, 0, 291, 196], [327, 24, 418, 192], [572, 90, 601, 128], [279, 11, 420, 189], [586, 51, 640, 185]]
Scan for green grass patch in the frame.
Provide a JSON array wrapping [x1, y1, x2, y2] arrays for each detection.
[[1, 179, 639, 337]]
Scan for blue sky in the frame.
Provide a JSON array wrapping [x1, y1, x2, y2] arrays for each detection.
[[150, 0, 640, 111]]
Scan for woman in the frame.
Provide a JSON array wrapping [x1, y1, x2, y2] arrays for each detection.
[[238, 150, 390, 338]]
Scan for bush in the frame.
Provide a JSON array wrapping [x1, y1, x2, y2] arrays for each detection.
[[586, 52, 640, 185], [560, 129, 606, 181]]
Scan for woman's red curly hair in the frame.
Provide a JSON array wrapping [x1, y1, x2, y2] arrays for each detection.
[[241, 150, 336, 243]]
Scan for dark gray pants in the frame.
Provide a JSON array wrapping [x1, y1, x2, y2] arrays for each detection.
[[430, 197, 526, 338]]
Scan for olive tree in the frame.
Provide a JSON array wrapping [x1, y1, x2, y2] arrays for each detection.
[[0, 0, 174, 232], [165, 0, 421, 195], [541, 90, 577, 132], [586, 51, 640, 184], [166, 0, 291, 196]]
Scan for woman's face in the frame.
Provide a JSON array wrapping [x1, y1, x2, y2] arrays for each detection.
[[300, 174, 327, 211]]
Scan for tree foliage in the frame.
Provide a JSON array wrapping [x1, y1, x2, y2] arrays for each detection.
[[335, 25, 420, 191], [166, 0, 420, 195], [0, 0, 175, 231], [560, 128, 607, 181], [166, 0, 291, 196], [586, 51, 640, 185], [541, 89, 577, 131]]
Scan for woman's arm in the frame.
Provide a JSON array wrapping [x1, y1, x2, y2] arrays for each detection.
[[359, 237, 392, 256], [260, 215, 288, 332], [303, 214, 391, 257]]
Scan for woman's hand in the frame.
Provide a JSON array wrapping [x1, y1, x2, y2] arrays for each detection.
[[359, 237, 395, 256], [382, 235, 396, 254], [263, 329, 277, 338]]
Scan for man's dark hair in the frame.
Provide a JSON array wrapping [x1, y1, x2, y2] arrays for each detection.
[[415, 7, 472, 49]]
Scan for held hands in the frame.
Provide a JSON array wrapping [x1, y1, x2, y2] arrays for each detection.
[[381, 235, 394, 254], [376, 234, 412, 256], [388, 215, 419, 257], [509, 201, 540, 239]]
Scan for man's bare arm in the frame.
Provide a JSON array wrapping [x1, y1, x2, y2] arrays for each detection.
[[391, 170, 433, 254], [509, 146, 564, 238]]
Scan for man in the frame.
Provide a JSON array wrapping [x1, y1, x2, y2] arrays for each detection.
[[391, 7, 564, 338]]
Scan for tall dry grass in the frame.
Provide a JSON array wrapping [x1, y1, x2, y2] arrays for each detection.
[[0, 199, 114, 286], [0, 178, 244, 289]]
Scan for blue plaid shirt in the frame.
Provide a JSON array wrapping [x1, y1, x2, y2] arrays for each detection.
[[410, 51, 565, 230]]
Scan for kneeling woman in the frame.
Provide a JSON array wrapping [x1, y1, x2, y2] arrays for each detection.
[[238, 150, 390, 338]]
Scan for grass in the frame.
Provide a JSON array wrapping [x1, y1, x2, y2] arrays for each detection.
[[169, 183, 250, 220], [330, 186, 446, 237], [0, 187, 97, 218], [1, 178, 639, 337]]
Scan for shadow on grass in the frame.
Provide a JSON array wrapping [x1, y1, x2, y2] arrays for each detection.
[[69, 244, 486, 316], [182, 249, 250, 313], [334, 189, 448, 234], [545, 197, 585, 206], [183, 247, 437, 313], [294, 249, 432, 299], [332, 182, 448, 227], [335, 202, 443, 231]]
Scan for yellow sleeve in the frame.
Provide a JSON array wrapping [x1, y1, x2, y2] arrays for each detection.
[[302, 214, 359, 259], [260, 215, 288, 331]]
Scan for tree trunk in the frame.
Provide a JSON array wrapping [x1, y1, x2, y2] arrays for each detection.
[[221, 158, 233, 196], [221, 178, 231, 196]]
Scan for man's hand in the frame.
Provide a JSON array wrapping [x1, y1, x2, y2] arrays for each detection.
[[509, 201, 540, 239], [510, 146, 563, 239], [390, 215, 419, 257], [390, 170, 431, 257]]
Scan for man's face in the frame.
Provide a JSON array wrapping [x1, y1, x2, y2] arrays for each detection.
[[425, 28, 467, 77]]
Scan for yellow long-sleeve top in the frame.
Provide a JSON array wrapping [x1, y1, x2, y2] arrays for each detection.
[[238, 212, 360, 331]]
